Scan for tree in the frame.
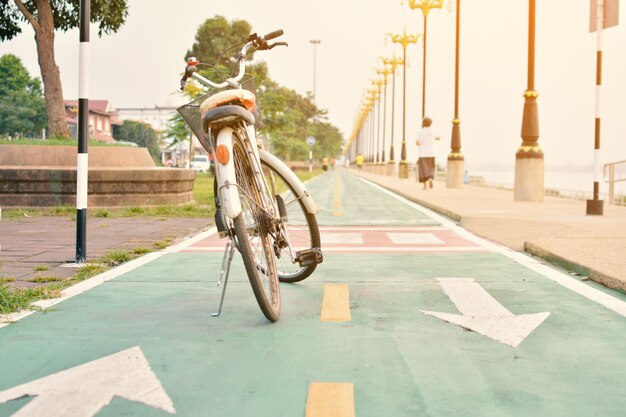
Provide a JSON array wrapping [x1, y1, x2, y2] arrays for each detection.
[[0, 0, 129, 137], [112, 120, 160, 163], [164, 113, 190, 148], [185, 15, 344, 162], [307, 120, 343, 160], [0, 53, 47, 136], [187, 15, 254, 80]]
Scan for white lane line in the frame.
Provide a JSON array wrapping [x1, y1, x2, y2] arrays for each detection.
[[387, 233, 444, 244], [319, 226, 447, 231], [357, 176, 626, 318], [182, 246, 486, 253], [0, 228, 218, 328]]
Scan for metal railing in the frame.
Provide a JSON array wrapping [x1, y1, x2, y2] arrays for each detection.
[[605, 160, 626, 206]]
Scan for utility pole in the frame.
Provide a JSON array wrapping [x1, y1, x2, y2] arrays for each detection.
[[310, 40, 321, 104]]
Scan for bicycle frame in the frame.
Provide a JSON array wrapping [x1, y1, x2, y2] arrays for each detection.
[[182, 32, 317, 261], [178, 29, 322, 320]]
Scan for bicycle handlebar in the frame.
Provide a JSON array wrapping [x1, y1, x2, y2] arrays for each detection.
[[263, 29, 284, 41], [180, 29, 286, 91]]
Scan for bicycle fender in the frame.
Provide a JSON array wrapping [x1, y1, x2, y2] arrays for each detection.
[[259, 149, 319, 215], [215, 127, 242, 219]]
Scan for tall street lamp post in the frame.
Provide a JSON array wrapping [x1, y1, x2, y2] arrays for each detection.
[[388, 29, 420, 179], [373, 78, 386, 174], [408, 0, 444, 119], [447, 0, 464, 188], [357, 99, 367, 159], [376, 68, 392, 175], [380, 55, 404, 176], [367, 89, 378, 168], [363, 99, 373, 165], [310, 40, 321, 104], [514, 0, 544, 201], [356, 112, 365, 159]]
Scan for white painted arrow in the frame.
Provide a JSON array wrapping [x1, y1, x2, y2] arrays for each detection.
[[422, 278, 550, 348], [0, 346, 176, 417]]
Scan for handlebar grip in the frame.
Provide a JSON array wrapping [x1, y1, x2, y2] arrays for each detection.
[[263, 29, 284, 41]]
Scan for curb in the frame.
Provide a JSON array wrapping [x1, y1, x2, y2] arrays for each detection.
[[524, 241, 626, 292]]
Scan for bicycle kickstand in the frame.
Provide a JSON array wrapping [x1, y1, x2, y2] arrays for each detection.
[[212, 239, 236, 317]]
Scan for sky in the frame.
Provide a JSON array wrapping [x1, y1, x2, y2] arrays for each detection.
[[1, 0, 626, 175]]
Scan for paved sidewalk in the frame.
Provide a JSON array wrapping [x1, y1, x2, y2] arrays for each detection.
[[0, 216, 211, 288], [352, 169, 626, 291]]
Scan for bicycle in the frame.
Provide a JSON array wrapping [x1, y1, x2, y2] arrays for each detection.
[[178, 29, 323, 322]]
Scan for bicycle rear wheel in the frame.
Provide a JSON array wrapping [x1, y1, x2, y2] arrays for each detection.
[[261, 160, 321, 282], [231, 132, 281, 322]]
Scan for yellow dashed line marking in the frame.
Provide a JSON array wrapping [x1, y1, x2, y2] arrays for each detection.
[[321, 284, 351, 322], [332, 171, 344, 217], [305, 382, 355, 417]]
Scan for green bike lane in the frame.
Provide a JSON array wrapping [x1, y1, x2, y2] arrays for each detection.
[[1, 169, 625, 416]]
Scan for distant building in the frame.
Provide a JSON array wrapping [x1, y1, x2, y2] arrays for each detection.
[[117, 104, 209, 168], [116, 105, 179, 133], [64, 100, 122, 142]]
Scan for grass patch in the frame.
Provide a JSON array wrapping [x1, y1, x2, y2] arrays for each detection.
[[101, 249, 133, 267], [33, 265, 49, 272], [154, 238, 174, 250], [0, 247, 145, 316], [124, 206, 145, 215], [194, 172, 214, 206], [295, 168, 324, 182], [28, 276, 64, 283], [1, 205, 75, 219], [133, 246, 152, 255], [95, 209, 110, 218], [73, 264, 107, 281], [1, 203, 213, 219], [0, 284, 45, 314]]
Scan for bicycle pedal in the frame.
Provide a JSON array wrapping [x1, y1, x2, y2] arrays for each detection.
[[295, 248, 323, 267]]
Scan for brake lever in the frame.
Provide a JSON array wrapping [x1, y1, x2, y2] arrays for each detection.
[[267, 42, 288, 50], [180, 64, 198, 91]]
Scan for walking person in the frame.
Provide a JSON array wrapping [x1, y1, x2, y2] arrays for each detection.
[[355, 153, 364, 170], [416, 117, 440, 190], [322, 156, 329, 172]]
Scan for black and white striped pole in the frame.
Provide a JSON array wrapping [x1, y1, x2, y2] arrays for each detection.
[[76, 0, 90, 262], [586, 0, 605, 215]]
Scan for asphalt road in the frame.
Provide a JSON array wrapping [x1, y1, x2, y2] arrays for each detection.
[[1, 169, 625, 417]]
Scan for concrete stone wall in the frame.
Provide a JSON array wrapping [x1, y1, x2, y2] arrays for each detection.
[[0, 145, 196, 208], [0, 145, 155, 167]]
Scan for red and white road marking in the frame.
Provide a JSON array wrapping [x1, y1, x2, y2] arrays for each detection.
[[179, 226, 486, 254]]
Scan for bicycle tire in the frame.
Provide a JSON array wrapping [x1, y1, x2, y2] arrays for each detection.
[[261, 160, 321, 282], [231, 132, 281, 322]]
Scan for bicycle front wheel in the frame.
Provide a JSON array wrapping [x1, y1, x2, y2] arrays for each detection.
[[261, 160, 321, 283], [231, 133, 281, 322]]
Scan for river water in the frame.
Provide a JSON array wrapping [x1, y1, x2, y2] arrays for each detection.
[[468, 169, 626, 198]]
